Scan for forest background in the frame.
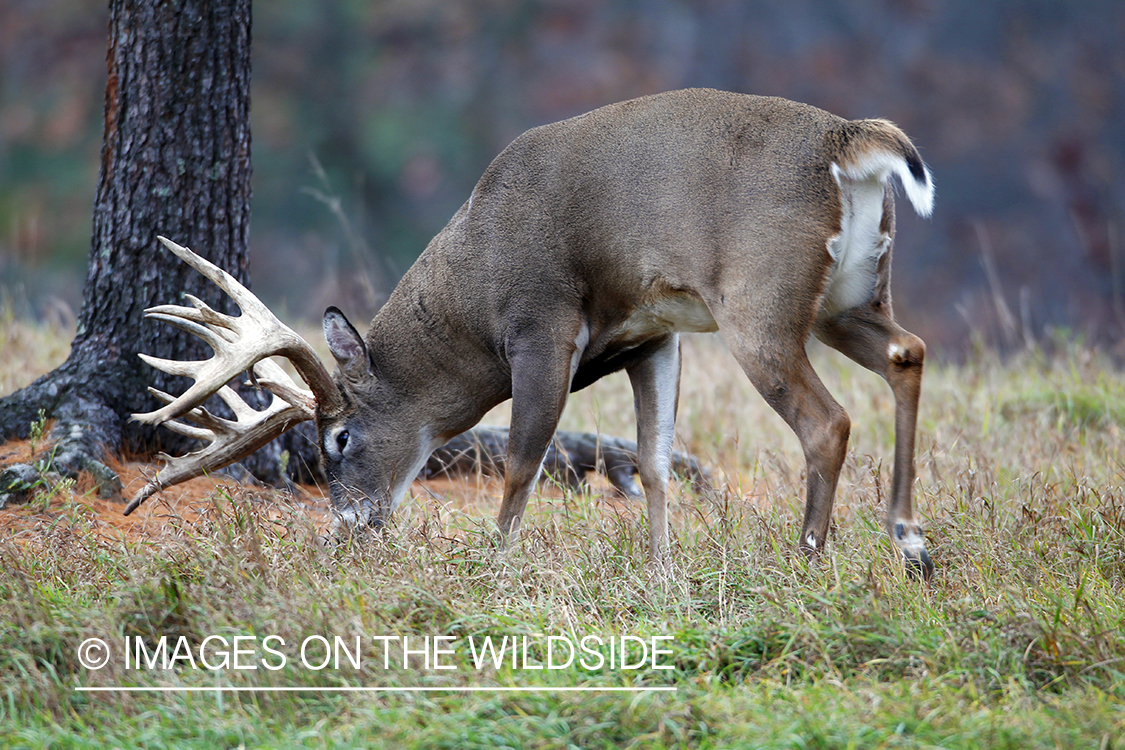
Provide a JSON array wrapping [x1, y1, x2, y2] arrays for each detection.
[[1, 0, 1123, 356]]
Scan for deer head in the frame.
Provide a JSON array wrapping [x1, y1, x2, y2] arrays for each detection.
[[126, 237, 432, 534]]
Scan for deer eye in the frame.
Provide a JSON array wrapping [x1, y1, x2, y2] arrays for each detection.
[[336, 430, 350, 454]]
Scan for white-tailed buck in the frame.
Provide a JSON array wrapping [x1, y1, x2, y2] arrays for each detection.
[[127, 89, 934, 577]]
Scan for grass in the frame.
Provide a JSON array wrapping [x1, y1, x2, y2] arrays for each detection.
[[1, 315, 1124, 748], [0, 301, 74, 397]]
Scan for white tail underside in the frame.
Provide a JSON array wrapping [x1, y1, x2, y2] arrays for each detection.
[[822, 150, 934, 317]]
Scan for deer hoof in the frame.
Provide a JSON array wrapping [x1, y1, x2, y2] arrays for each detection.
[[892, 522, 933, 580], [798, 532, 823, 562], [902, 547, 934, 580]]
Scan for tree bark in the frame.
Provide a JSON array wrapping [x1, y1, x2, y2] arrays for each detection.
[[0, 0, 710, 507], [0, 0, 254, 495]]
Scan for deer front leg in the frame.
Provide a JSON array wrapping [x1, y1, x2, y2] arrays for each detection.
[[815, 309, 933, 579], [626, 334, 681, 567], [495, 322, 585, 542]]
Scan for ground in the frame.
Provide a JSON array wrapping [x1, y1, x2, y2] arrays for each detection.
[[1, 317, 1124, 748], [0, 434, 660, 548]]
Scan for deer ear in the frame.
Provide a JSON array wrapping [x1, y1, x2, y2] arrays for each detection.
[[323, 307, 369, 372]]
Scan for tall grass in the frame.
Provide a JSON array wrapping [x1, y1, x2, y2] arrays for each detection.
[[0, 319, 1123, 748], [0, 301, 74, 396]]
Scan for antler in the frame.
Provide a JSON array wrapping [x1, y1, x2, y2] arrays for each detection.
[[125, 236, 340, 515]]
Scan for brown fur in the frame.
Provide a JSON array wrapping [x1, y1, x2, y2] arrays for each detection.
[[318, 89, 934, 576]]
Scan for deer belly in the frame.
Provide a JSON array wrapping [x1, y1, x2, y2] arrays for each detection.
[[613, 291, 718, 343]]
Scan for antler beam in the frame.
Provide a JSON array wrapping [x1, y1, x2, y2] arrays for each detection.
[[125, 237, 338, 515]]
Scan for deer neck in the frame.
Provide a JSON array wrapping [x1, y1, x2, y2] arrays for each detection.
[[364, 258, 506, 441]]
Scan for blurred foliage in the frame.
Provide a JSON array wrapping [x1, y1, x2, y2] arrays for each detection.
[[1, 0, 1123, 354]]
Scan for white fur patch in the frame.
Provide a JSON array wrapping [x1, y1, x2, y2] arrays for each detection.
[[570, 322, 591, 381], [616, 292, 718, 343], [387, 426, 436, 515], [821, 167, 890, 317], [646, 335, 680, 483]]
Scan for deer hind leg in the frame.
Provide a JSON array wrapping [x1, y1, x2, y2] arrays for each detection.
[[712, 315, 851, 560], [495, 319, 587, 543], [625, 333, 681, 568], [815, 306, 932, 579]]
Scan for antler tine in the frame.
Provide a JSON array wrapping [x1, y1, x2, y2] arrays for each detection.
[[142, 296, 235, 339], [146, 387, 224, 433], [133, 347, 254, 425], [145, 236, 341, 415], [250, 358, 318, 416], [144, 311, 230, 351], [125, 379, 315, 516], [126, 236, 339, 514], [135, 352, 207, 382], [160, 419, 216, 443]]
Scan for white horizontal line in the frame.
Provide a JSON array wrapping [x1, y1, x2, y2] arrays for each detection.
[[75, 686, 677, 693]]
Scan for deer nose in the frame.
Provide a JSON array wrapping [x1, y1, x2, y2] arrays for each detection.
[[356, 492, 392, 530]]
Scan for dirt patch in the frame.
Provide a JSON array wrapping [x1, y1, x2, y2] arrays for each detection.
[[0, 438, 307, 545], [0, 438, 662, 548]]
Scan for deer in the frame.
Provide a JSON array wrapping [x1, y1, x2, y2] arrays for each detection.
[[126, 88, 935, 578]]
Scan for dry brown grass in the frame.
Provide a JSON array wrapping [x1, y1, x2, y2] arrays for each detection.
[[1, 315, 1124, 748], [0, 304, 73, 396]]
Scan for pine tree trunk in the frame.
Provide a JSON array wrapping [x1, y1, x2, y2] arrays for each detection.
[[0, 0, 704, 507], [80, 0, 253, 456], [0, 0, 254, 494]]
